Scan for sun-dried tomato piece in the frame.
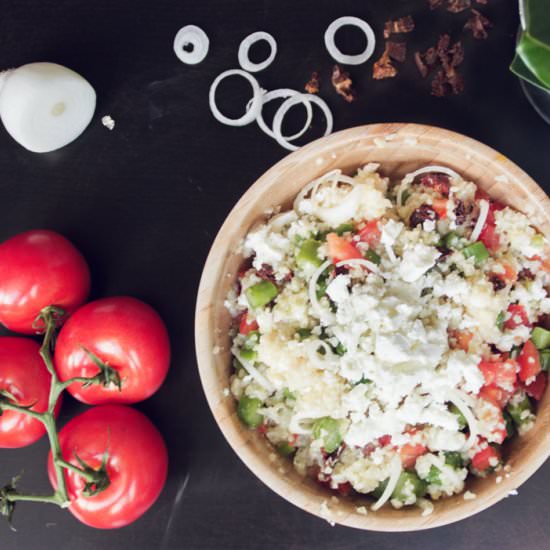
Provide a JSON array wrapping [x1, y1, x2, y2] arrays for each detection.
[[387, 41, 407, 63], [410, 205, 438, 228], [429, 0, 444, 8], [518, 268, 535, 281], [454, 200, 474, 226], [331, 65, 356, 103], [384, 15, 415, 39], [447, 0, 471, 13], [373, 47, 397, 80], [431, 35, 465, 96], [464, 9, 492, 39], [304, 71, 320, 94]]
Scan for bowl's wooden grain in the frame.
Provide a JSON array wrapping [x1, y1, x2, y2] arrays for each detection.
[[195, 123, 550, 531]]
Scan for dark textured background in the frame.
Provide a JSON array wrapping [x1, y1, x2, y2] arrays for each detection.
[[0, 1, 549, 549]]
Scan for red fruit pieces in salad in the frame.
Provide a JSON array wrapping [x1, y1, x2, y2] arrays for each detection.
[[327, 233, 362, 263], [518, 340, 541, 383]]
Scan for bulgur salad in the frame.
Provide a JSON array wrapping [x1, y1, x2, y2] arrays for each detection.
[[225, 164, 550, 512]]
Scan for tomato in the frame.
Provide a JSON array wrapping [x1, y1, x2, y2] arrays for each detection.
[[517, 340, 541, 383], [48, 405, 168, 529], [419, 173, 450, 197], [239, 312, 259, 335], [400, 443, 427, 469], [378, 434, 392, 447], [478, 206, 501, 253], [54, 297, 170, 405], [471, 444, 500, 472], [478, 360, 517, 389], [0, 337, 59, 448], [358, 219, 381, 247], [0, 230, 90, 334], [449, 329, 473, 352], [431, 198, 448, 219], [478, 385, 513, 409], [504, 304, 531, 330], [523, 372, 547, 401], [326, 233, 362, 263]]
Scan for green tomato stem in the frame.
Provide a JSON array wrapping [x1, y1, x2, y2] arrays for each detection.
[[5, 492, 66, 507]]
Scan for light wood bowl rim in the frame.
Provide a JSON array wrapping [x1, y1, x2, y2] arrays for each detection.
[[195, 123, 550, 531]]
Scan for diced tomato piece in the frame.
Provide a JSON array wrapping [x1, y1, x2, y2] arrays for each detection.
[[449, 329, 473, 351], [239, 312, 259, 335], [257, 423, 268, 435], [400, 443, 427, 469], [528, 255, 550, 273], [337, 482, 353, 496], [378, 434, 392, 447], [358, 219, 381, 247], [501, 262, 517, 283], [478, 385, 513, 408], [431, 198, 448, 219], [518, 340, 541, 383], [523, 372, 547, 401], [478, 206, 501, 252], [326, 233, 362, 264], [471, 445, 501, 472], [504, 304, 531, 330], [491, 416, 507, 445], [478, 360, 517, 389]]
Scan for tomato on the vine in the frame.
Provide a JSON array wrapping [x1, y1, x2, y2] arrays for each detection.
[[0, 230, 90, 334], [54, 296, 171, 404], [48, 405, 168, 529], [0, 337, 59, 448]]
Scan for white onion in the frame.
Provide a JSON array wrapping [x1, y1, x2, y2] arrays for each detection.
[[0, 62, 96, 153], [232, 348, 274, 393], [293, 170, 343, 211], [308, 260, 335, 322], [173, 25, 210, 65], [470, 199, 489, 242], [324, 16, 376, 65], [272, 93, 333, 152], [447, 389, 479, 450], [403, 165, 462, 185], [238, 31, 277, 73], [289, 412, 313, 435], [209, 69, 262, 127], [335, 258, 380, 274], [250, 88, 313, 141], [371, 455, 402, 511]]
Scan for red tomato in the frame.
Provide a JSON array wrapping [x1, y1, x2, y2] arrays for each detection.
[[48, 405, 168, 529], [504, 304, 531, 330], [0, 337, 59, 448], [337, 482, 353, 496], [378, 434, 392, 447], [478, 360, 517, 389], [478, 206, 501, 253], [517, 340, 541, 383], [431, 199, 448, 219], [523, 372, 547, 401], [478, 385, 513, 409], [358, 219, 381, 247], [54, 297, 170, 405], [239, 312, 258, 335], [400, 443, 427, 469], [471, 445, 501, 472], [326, 233, 362, 264], [0, 230, 90, 334]]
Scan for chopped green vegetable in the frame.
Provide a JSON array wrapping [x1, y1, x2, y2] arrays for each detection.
[[276, 441, 296, 457], [532, 233, 545, 249], [531, 327, 550, 349], [443, 231, 459, 249], [296, 239, 323, 268], [333, 341, 346, 356], [506, 394, 533, 427], [237, 396, 263, 428], [334, 223, 355, 236], [312, 417, 342, 454], [282, 387, 296, 400], [246, 280, 278, 309], [462, 241, 489, 265], [540, 349, 550, 372], [296, 328, 312, 341], [496, 311, 505, 331], [449, 403, 467, 430], [425, 465, 442, 485], [239, 348, 257, 362], [364, 248, 381, 265], [392, 472, 427, 502], [371, 478, 388, 500], [316, 267, 332, 300], [401, 189, 411, 206], [243, 330, 260, 349], [444, 452, 464, 469], [503, 410, 516, 439]]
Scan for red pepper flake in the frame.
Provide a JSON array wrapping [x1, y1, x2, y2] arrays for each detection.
[[373, 46, 398, 80], [304, 71, 320, 94], [330, 65, 356, 102], [387, 41, 407, 63], [464, 9, 493, 39], [383, 15, 415, 39], [447, 0, 471, 12]]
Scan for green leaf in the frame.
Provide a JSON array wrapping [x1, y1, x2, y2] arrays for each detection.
[[511, 53, 548, 92], [517, 32, 550, 89]]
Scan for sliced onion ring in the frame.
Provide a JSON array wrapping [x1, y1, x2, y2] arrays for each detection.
[[403, 165, 462, 185], [324, 16, 376, 65], [209, 69, 262, 127], [249, 88, 313, 141], [173, 25, 209, 65], [238, 31, 277, 73], [272, 93, 333, 152]]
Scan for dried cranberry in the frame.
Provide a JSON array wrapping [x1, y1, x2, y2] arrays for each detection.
[[410, 205, 438, 228], [518, 268, 535, 281], [454, 200, 474, 226], [418, 173, 450, 197], [256, 264, 277, 283], [489, 274, 506, 292]]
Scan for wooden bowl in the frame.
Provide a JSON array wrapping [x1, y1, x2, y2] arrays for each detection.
[[195, 123, 550, 531]]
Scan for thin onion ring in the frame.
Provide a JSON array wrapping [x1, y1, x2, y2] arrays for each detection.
[[470, 199, 489, 242], [371, 455, 402, 511], [324, 16, 376, 65], [238, 31, 277, 73], [272, 93, 333, 152], [173, 25, 209, 65], [209, 69, 262, 127], [403, 165, 462, 185]]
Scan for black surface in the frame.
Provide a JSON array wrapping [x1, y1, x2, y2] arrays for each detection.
[[0, 1, 549, 549]]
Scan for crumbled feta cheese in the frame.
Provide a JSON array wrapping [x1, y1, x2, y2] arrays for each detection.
[[101, 115, 115, 130], [463, 491, 477, 500]]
